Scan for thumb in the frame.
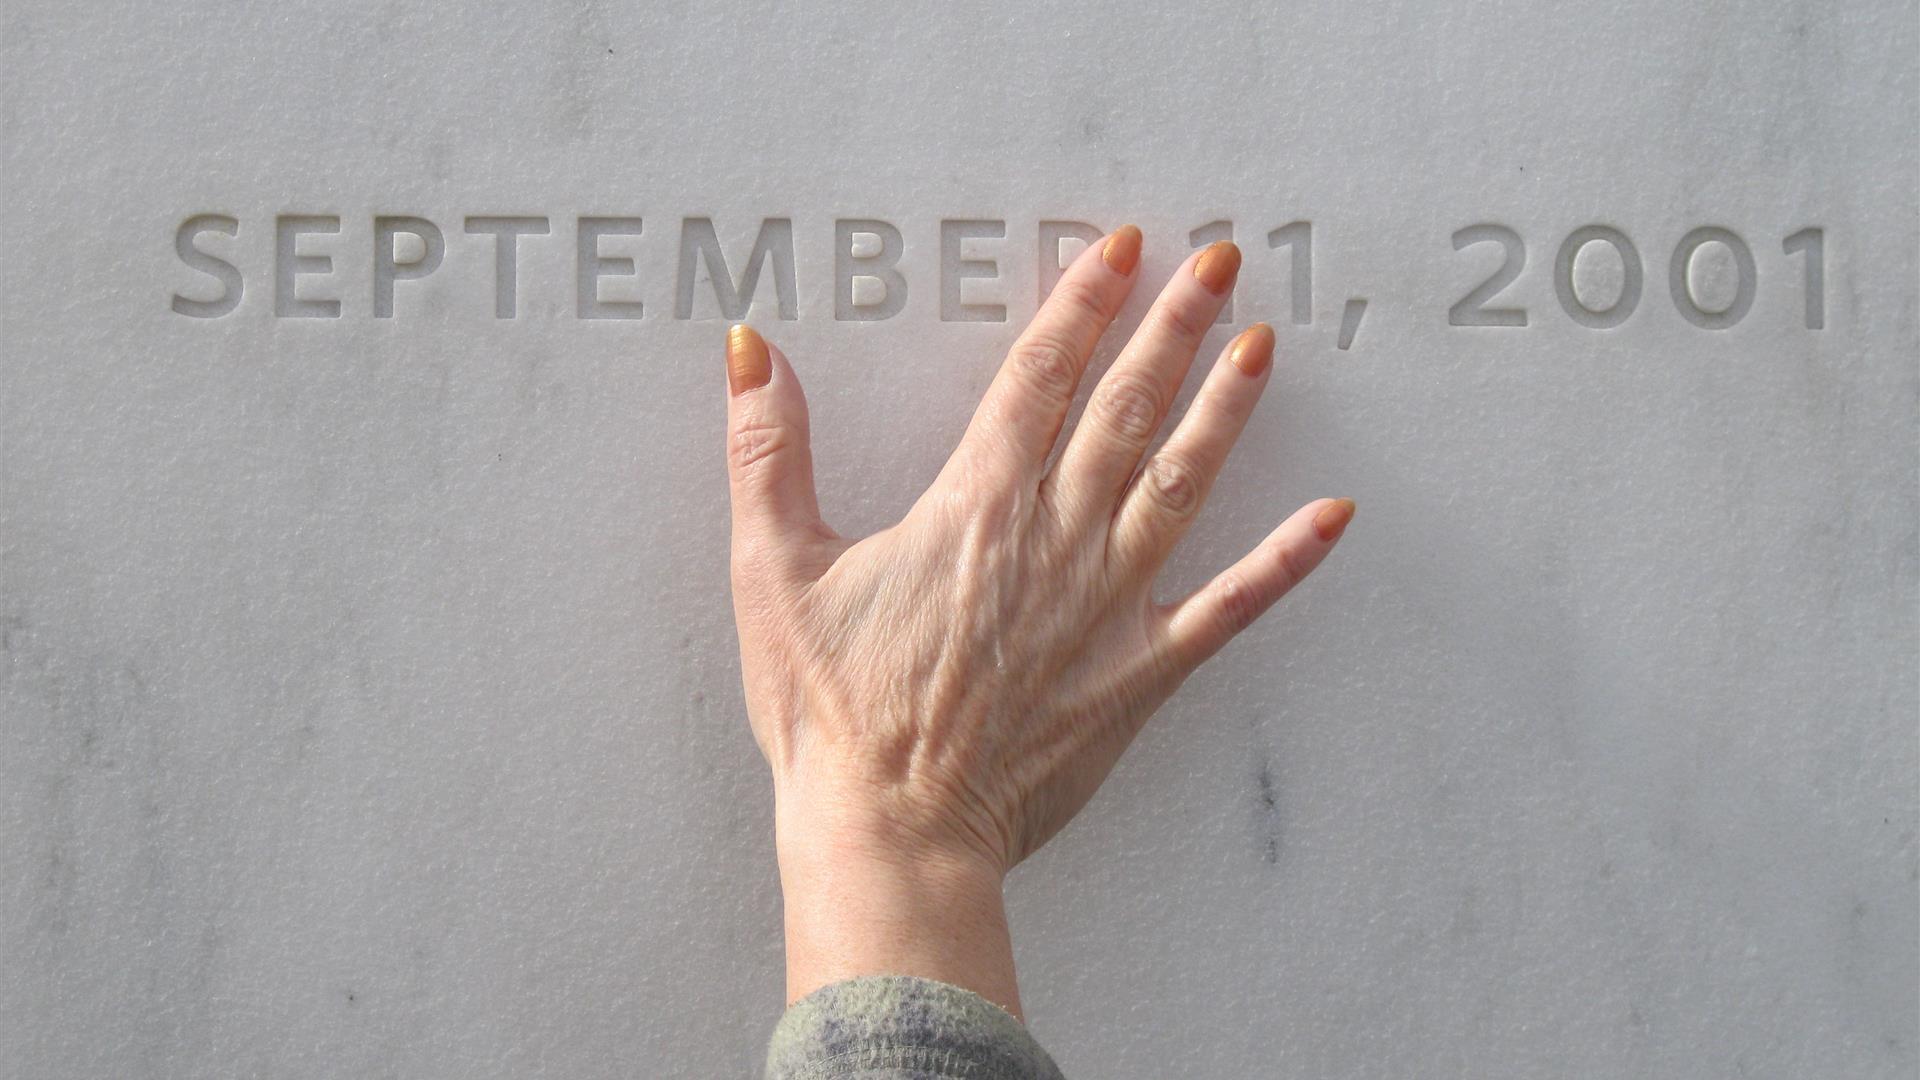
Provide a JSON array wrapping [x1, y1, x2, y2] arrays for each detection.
[[724, 324, 833, 573]]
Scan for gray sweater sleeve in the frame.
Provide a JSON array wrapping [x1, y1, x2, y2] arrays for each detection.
[[763, 975, 1066, 1079]]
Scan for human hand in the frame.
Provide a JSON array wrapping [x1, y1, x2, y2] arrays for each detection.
[[722, 227, 1354, 1017]]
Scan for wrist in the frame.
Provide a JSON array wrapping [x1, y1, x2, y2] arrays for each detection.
[[774, 784, 1021, 1019]]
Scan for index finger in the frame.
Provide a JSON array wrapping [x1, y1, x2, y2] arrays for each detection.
[[947, 225, 1141, 483]]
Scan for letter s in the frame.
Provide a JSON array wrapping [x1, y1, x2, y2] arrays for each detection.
[[172, 215, 242, 317]]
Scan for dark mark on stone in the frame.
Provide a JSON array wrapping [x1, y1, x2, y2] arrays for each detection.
[[1257, 759, 1281, 864]]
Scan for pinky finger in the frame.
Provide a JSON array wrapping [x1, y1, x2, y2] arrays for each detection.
[[1159, 497, 1356, 670]]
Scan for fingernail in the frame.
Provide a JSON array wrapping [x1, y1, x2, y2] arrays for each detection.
[[1103, 224, 1142, 275], [1193, 240, 1241, 295], [727, 324, 770, 395], [1228, 323, 1275, 376], [1312, 498, 1356, 542]]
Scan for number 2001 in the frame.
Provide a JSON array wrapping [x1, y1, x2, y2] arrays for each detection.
[[1449, 225, 1825, 331]]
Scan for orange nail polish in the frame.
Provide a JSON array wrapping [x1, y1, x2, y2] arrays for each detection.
[[1193, 240, 1241, 295], [1103, 224, 1142, 275], [1312, 498, 1356, 542], [1228, 323, 1275, 376], [726, 324, 770, 395]]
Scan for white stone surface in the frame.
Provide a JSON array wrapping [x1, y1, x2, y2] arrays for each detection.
[[3, 2, 1915, 1076]]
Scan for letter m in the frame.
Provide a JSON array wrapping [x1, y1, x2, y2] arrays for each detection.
[[675, 217, 798, 319]]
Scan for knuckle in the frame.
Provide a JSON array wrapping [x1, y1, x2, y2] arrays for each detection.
[[1212, 569, 1266, 636], [1156, 297, 1215, 346], [729, 415, 790, 473], [1047, 276, 1108, 326], [1093, 373, 1163, 443], [1006, 335, 1081, 404], [1142, 452, 1202, 518], [1274, 544, 1309, 594], [964, 485, 1024, 539]]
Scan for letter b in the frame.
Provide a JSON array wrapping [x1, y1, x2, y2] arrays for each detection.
[[835, 219, 906, 321]]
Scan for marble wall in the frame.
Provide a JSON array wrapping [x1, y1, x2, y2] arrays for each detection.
[[4, 1, 1915, 1075]]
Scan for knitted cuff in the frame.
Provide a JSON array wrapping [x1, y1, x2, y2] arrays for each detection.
[[765, 974, 1065, 1079]]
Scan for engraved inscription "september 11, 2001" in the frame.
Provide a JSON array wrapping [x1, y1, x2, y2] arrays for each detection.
[[168, 215, 1828, 333]]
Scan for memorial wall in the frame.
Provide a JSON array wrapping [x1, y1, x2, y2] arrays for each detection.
[[4, 1, 1915, 1076]]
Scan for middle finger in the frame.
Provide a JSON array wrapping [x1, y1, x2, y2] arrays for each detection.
[[1042, 240, 1241, 529]]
